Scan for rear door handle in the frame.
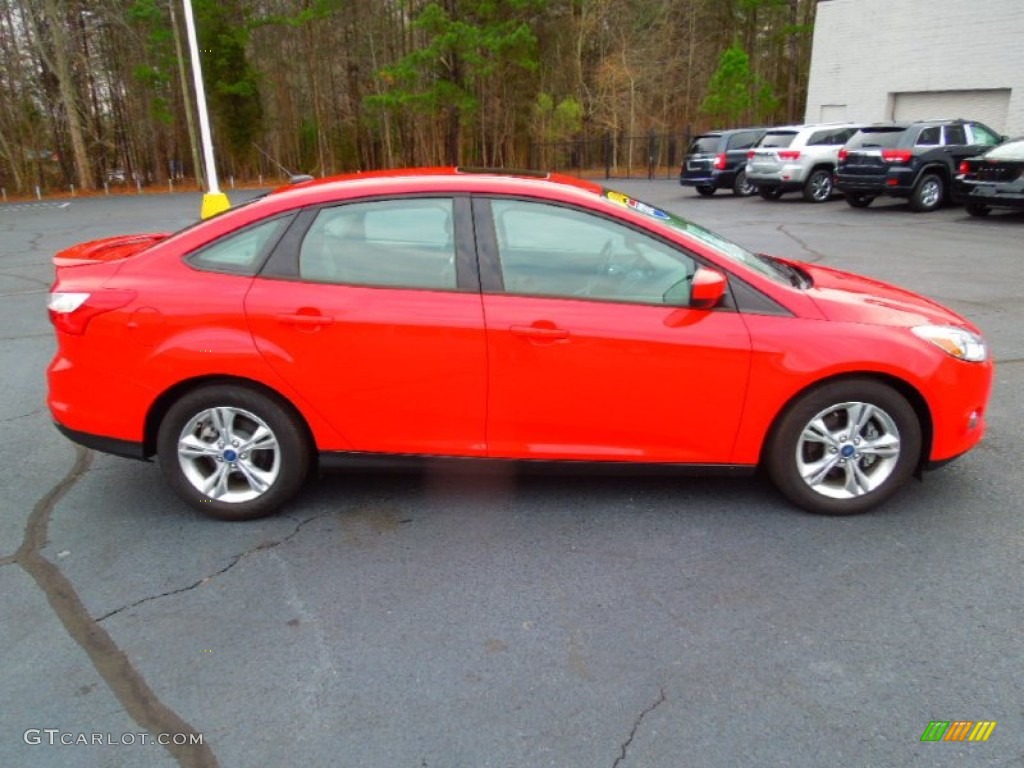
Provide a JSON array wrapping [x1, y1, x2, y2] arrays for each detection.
[[510, 324, 569, 341], [277, 312, 334, 327]]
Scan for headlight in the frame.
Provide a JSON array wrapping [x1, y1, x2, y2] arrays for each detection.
[[912, 325, 987, 362]]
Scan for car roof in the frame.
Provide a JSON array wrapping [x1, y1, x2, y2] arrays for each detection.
[[204, 167, 622, 230], [264, 167, 605, 204]]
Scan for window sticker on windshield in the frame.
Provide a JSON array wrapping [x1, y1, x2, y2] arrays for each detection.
[[604, 191, 671, 220]]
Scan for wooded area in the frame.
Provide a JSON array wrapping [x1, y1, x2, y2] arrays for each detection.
[[0, 0, 817, 194]]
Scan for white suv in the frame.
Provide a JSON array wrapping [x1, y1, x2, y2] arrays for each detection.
[[746, 123, 861, 203]]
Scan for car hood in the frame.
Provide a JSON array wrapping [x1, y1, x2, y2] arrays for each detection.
[[795, 261, 977, 330], [53, 233, 169, 267]]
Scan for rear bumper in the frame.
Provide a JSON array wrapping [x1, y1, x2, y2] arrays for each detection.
[[54, 421, 147, 460], [747, 177, 804, 193], [836, 171, 913, 198], [679, 171, 733, 189], [952, 179, 1024, 208]]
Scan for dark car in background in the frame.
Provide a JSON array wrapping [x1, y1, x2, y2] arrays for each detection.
[[953, 138, 1024, 217], [680, 128, 766, 197], [835, 119, 1003, 212]]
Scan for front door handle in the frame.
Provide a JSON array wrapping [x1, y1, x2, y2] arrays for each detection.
[[509, 324, 569, 341]]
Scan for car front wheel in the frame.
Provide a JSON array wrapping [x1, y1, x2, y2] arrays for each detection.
[[157, 385, 312, 520], [910, 174, 944, 212], [758, 186, 784, 200], [766, 379, 922, 515], [696, 184, 716, 197], [965, 202, 991, 217]]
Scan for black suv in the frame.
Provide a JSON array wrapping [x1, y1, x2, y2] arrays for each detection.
[[835, 119, 1003, 212], [680, 128, 766, 197]]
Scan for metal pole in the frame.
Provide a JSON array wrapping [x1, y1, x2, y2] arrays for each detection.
[[182, 0, 229, 218]]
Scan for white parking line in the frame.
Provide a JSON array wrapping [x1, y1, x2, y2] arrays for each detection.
[[0, 202, 71, 212]]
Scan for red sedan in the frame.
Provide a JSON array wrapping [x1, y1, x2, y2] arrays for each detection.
[[47, 169, 992, 519]]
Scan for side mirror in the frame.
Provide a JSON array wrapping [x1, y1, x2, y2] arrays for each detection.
[[690, 266, 727, 309]]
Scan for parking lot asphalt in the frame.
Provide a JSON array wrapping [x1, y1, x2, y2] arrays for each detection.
[[1, 185, 1021, 767]]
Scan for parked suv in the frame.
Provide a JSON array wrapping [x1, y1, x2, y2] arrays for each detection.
[[745, 123, 861, 203], [680, 127, 766, 197], [835, 119, 1003, 212]]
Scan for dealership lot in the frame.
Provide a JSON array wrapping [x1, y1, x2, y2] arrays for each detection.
[[1, 185, 1022, 766]]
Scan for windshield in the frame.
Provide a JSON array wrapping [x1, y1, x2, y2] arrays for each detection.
[[600, 188, 795, 285]]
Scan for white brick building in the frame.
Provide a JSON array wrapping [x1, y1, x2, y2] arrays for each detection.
[[805, 0, 1024, 136]]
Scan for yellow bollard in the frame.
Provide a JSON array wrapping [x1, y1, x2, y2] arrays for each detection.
[[200, 191, 230, 219]]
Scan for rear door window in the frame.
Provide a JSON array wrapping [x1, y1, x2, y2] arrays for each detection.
[[943, 124, 967, 145], [726, 131, 760, 151], [916, 126, 941, 146], [298, 198, 457, 290]]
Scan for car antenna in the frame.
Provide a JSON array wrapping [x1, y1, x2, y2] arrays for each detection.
[[253, 144, 314, 184]]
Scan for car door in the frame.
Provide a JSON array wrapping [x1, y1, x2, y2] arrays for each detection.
[[475, 196, 753, 464], [244, 196, 488, 456]]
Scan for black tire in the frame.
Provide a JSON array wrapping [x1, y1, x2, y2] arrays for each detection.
[[766, 379, 922, 516], [758, 186, 784, 200], [965, 202, 991, 218], [157, 385, 312, 520], [732, 169, 756, 197], [909, 173, 944, 212], [696, 185, 716, 197], [844, 192, 874, 209], [802, 168, 834, 203]]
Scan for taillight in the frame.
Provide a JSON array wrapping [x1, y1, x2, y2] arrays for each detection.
[[48, 290, 135, 335], [713, 153, 727, 170], [778, 150, 801, 161], [747, 150, 755, 159], [881, 149, 913, 164], [838, 148, 848, 162], [958, 161, 971, 175]]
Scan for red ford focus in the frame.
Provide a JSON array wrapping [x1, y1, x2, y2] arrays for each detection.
[[47, 169, 992, 520]]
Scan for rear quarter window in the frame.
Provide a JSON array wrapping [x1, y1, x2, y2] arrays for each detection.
[[187, 215, 294, 275], [758, 132, 797, 149], [687, 136, 721, 154]]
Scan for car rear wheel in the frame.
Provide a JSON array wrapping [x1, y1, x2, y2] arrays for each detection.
[[766, 379, 921, 515], [844, 192, 875, 209], [732, 170, 756, 197], [802, 168, 834, 203], [965, 202, 991, 217], [157, 385, 312, 520], [910, 174, 944, 212], [758, 186, 784, 200], [696, 185, 716, 197]]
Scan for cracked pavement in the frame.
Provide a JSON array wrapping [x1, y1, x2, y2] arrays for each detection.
[[2, 188, 1023, 766]]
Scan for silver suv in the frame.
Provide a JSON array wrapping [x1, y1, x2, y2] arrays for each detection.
[[746, 123, 861, 202]]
